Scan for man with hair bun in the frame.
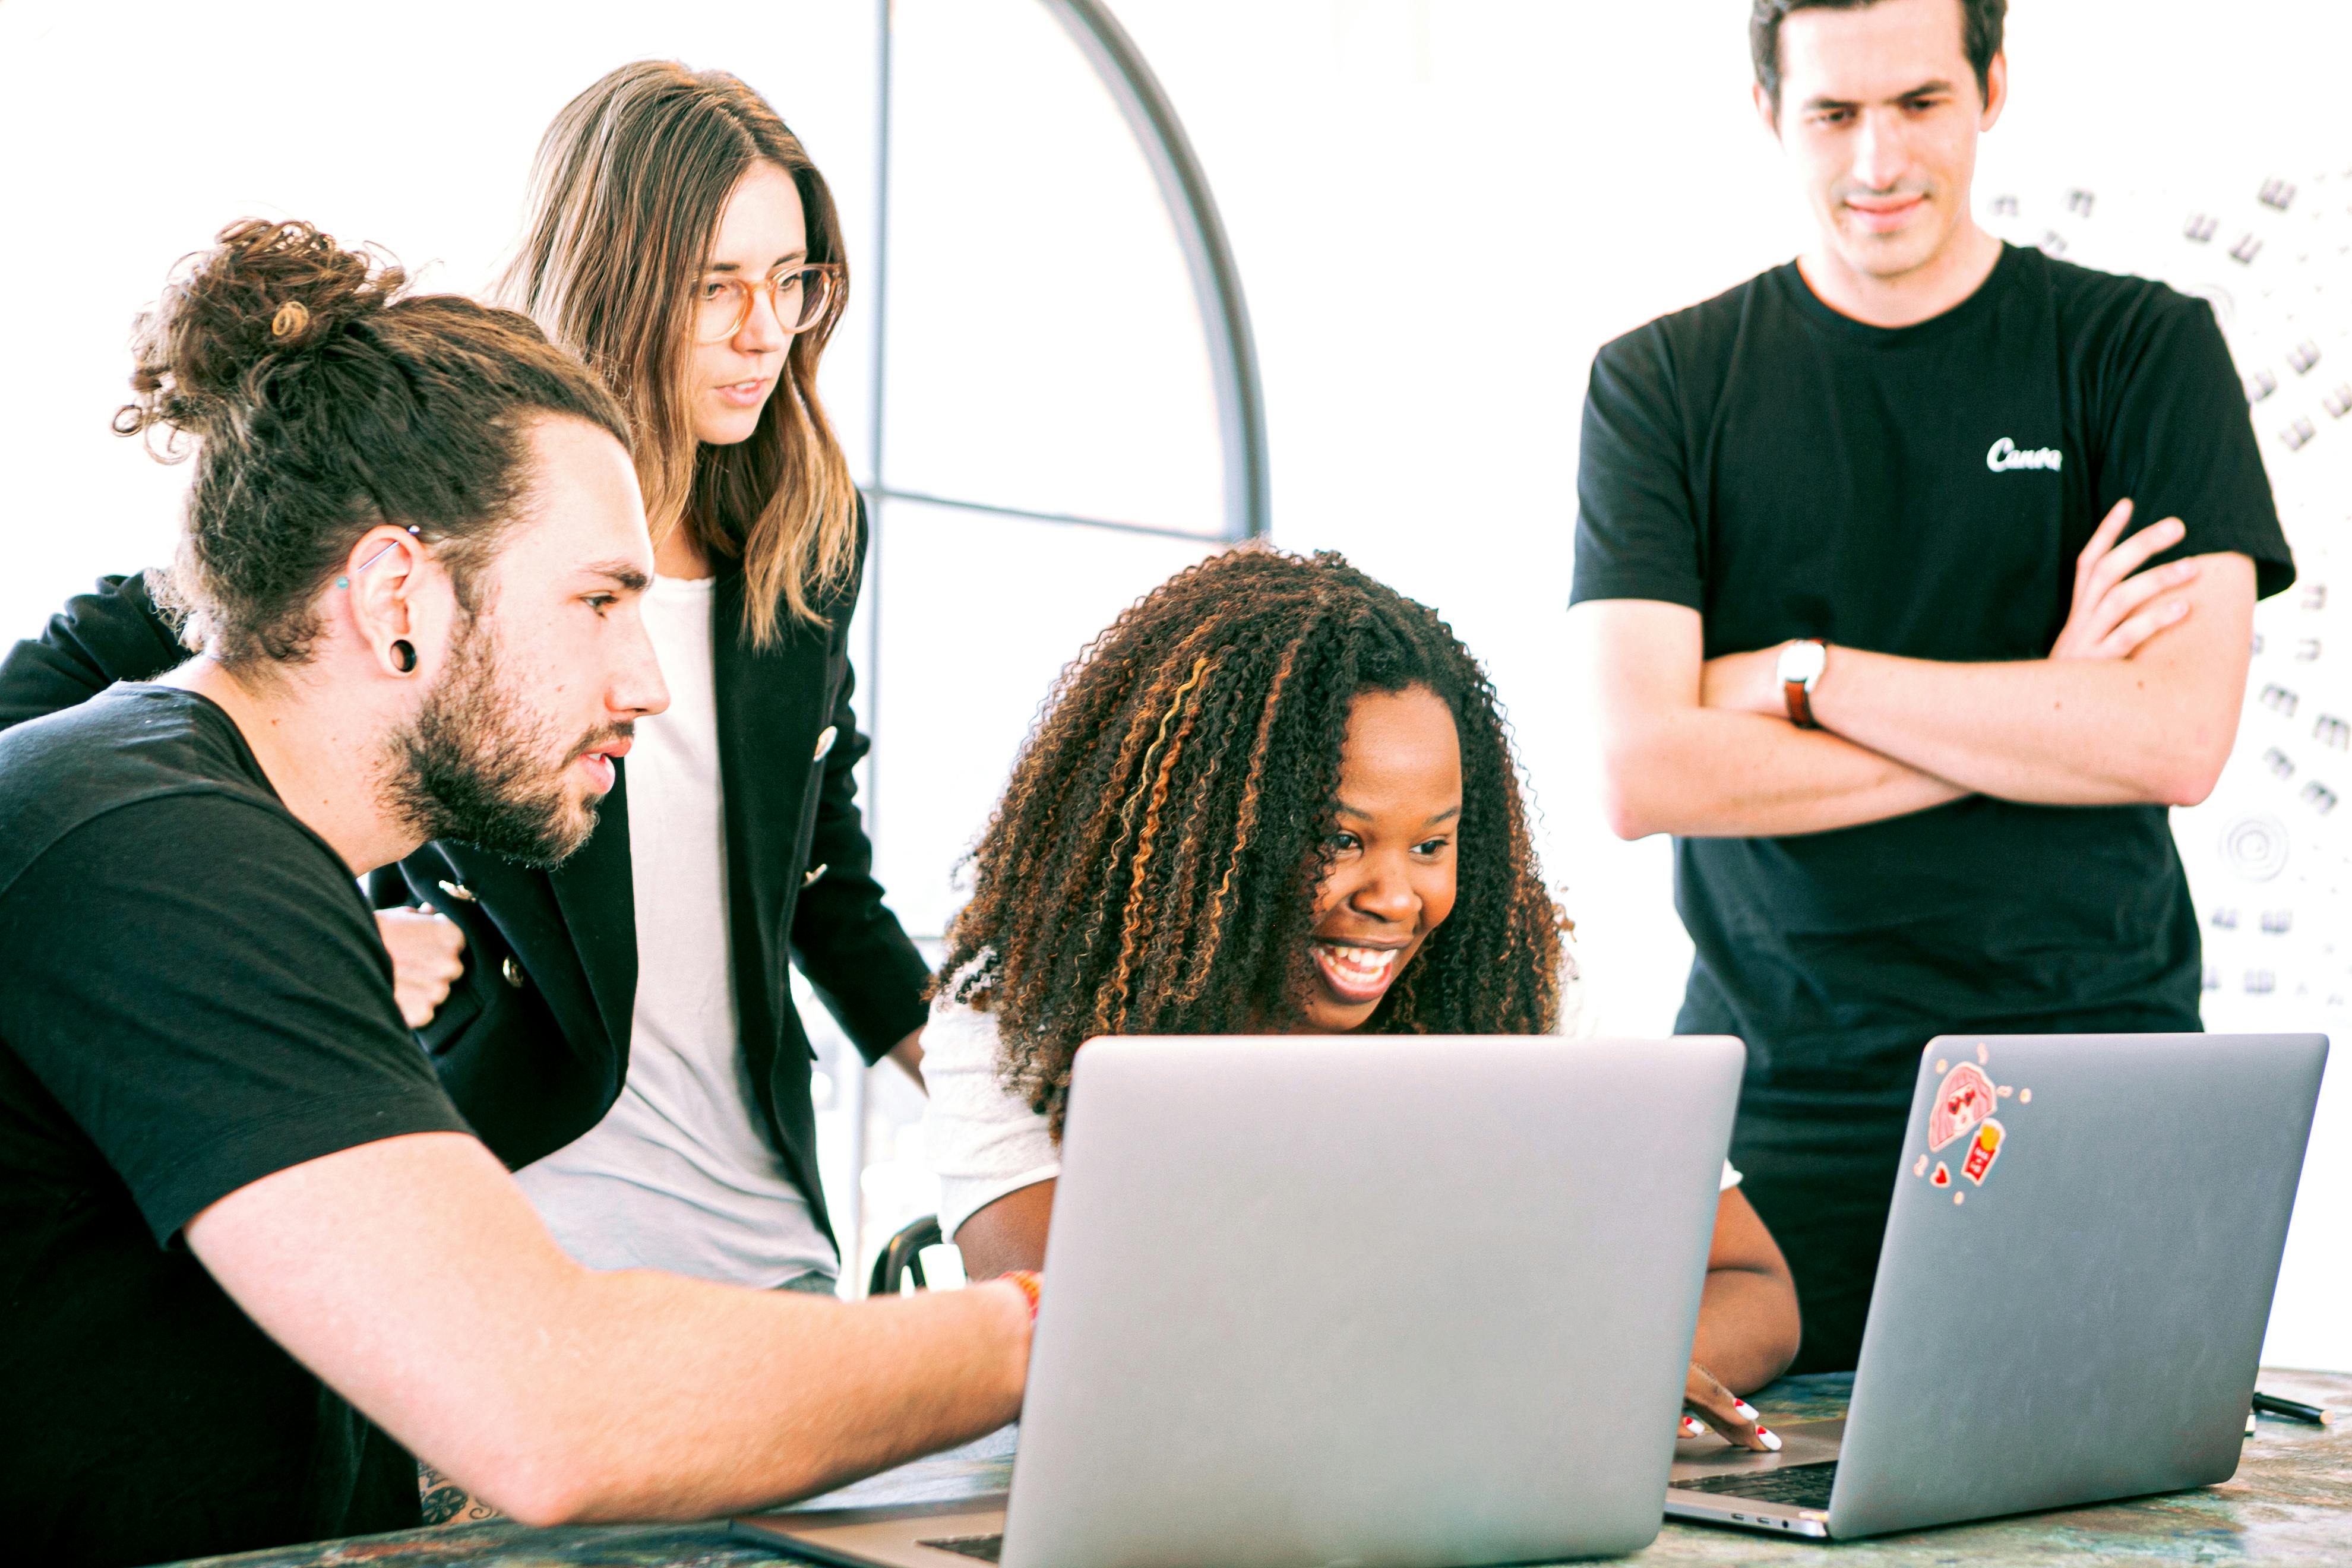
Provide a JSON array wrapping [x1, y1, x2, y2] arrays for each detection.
[[1570, 0, 2293, 1372], [0, 220, 1030, 1568]]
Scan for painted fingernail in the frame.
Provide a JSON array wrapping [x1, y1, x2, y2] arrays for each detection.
[[1757, 1425, 1783, 1452], [1680, 1415, 1709, 1438], [1734, 1399, 1760, 1420]]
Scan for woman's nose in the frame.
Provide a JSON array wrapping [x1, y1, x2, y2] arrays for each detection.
[[1349, 861, 1418, 923]]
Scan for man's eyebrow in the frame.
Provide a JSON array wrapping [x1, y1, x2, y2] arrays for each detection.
[[1806, 77, 1953, 112], [580, 560, 652, 593]]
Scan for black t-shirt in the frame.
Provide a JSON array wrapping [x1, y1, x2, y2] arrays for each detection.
[[1572, 245, 2294, 1114], [0, 685, 471, 1566]]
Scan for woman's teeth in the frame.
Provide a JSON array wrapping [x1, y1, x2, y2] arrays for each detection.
[[1314, 941, 1402, 1001]]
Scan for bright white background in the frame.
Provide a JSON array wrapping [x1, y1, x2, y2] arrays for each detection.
[[2, 1, 2345, 1364]]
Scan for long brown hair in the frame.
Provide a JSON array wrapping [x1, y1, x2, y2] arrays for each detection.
[[500, 60, 858, 642], [941, 547, 1564, 1134]]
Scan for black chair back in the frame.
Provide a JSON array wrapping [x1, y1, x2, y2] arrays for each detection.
[[867, 1214, 944, 1297]]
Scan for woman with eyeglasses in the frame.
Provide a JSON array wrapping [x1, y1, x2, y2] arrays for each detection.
[[0, 62, 926, 1307]]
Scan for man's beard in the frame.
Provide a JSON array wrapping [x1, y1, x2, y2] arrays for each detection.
[[384, 619, 623, 870]]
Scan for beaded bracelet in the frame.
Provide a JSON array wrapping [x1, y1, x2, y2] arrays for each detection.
[[1001, 1269, 1042, 1322]]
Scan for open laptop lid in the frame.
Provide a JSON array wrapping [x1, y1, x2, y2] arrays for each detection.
[[1000, 1034, 1744, 1568], [1829, 1032, 2328, 1539]]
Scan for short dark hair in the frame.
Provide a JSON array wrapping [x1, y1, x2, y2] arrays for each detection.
[[1751, 0, 2006, 109], [116, 219, 632, 668]]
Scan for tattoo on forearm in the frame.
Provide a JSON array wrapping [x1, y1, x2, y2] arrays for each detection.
[[416, 1460, 504, 1527]]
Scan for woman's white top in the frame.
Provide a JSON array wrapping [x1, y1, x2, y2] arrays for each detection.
[[515, 574, 837, 1288], [923, 960, 1741, 1243]]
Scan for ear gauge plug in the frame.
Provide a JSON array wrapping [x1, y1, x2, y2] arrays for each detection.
[[390, 640, 418, 675]]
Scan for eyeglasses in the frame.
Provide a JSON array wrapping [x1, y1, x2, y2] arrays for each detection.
[[693, 263, 842, 343]]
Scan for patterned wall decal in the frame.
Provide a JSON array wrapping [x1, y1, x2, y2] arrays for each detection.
[[1989, 168, 2352, 1016]]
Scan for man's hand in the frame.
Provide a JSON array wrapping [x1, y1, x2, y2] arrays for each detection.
[[2050, 499, 2200, 660], [376, 908, 467, 1028], [1700, 498, 2202, 718]]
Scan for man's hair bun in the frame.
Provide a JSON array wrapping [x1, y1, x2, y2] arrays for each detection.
[[107, 214, 631, 669], [113, 219, 402, 447]]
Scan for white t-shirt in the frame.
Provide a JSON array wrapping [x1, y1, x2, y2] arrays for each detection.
[[516, 574, 837, 1287], [924, 960, 1741, 1241]]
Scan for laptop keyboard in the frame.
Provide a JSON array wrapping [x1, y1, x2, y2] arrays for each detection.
[[1677, 1459, 1839, 1510], [918, 1535, 1006, 1562]]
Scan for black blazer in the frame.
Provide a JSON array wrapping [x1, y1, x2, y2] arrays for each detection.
[[0, 514, 930, 1252]]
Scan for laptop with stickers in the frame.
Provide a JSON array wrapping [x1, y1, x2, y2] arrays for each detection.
[[737, 1033, 1744, 1568], [1666, 1031, 2328, 1541]]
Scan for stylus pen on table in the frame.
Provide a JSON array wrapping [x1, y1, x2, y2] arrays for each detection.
[[2252, 1391, 2334, 1426]]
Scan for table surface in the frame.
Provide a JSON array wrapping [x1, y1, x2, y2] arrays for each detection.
[[177, 1368, 2352, 1568]]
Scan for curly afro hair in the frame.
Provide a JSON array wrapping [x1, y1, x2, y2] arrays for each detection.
[[940, 545, 1564, 1134]]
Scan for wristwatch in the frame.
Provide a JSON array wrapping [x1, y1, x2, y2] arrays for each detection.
[[1778, 639, 1828, 729]]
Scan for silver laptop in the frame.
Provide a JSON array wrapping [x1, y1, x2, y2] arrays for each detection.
[[1667, 1031, 2327, 1540], [739, 1032, 1744, 1568]]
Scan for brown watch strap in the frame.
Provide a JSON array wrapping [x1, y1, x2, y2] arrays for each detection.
[[1783, 676, 1817, 729], [1782, 639, 1825, 730]]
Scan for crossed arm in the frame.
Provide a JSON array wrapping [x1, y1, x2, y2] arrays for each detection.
[[188, 1133, 1030, 1526], [1576, 504, 2258, 840]]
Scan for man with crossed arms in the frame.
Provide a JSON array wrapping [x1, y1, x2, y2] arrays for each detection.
[[1571, 0, 2294, 1371]]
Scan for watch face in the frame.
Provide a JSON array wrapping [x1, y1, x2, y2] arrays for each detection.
[[1780, 640, 1826, 685]]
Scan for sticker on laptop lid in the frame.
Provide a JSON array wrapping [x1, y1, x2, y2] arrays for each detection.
[[1914, 1154, 1930, 1178], [1930, 1161, 1952, 1187], [1929, 1061, 2000, 1150], [1961, 1119, 2006, 1186]]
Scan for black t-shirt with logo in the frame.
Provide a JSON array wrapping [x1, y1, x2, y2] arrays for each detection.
[[1572, 244, 2294, 1114], [0, 685, 471, 1566]]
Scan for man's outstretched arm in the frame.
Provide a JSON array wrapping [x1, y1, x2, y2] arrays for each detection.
[[188, 1132, 1031, 1526]]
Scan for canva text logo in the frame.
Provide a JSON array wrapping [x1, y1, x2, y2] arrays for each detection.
[[1987, 437, 2064, 472]]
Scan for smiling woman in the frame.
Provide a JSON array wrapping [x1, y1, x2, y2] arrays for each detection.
[[935, 545, 1562, 1142], [921, 546, 1561, 1285], [924, 545, 1801, 1431]]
